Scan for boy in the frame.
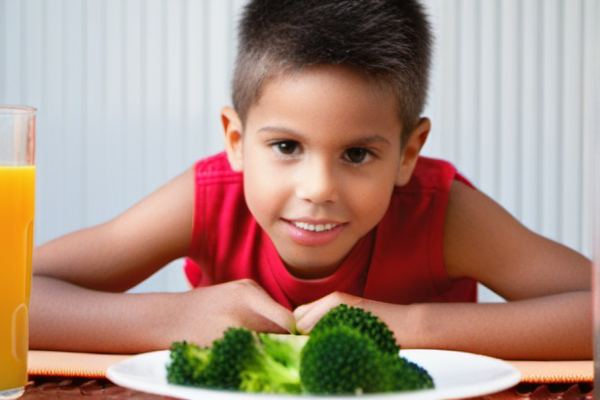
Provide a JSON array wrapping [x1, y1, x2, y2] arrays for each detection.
[[31, 0, 591, 360]]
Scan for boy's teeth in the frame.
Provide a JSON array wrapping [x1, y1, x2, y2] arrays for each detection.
[[293, 221, 337, 232]]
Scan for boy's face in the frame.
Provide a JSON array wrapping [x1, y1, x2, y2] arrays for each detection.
[[224, 65, 427, 279]]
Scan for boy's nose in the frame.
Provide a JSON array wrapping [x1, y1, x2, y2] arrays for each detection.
[[295, 158, 339, 204]]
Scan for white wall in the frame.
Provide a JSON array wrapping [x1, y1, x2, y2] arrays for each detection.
[[1, 0, 598, 299]]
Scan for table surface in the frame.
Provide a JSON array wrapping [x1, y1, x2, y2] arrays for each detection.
[[21, 376, 594, 400]]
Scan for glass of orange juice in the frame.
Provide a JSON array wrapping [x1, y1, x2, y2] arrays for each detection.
[[0, 106, 36, 400]]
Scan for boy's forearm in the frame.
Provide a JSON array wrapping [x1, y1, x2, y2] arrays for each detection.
[[366, 291, 592, 360], [30, 275, 182, 354]]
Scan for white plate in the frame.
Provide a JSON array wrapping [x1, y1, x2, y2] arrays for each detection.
[[106, 349, 521, 400]]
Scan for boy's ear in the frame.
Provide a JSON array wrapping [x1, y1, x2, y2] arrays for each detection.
[[395, 117, 430, 186], [221, 106, 244, 172]]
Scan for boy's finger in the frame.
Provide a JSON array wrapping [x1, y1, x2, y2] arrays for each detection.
[[294, 292, 365, 334], [257, 303, 296, 333], [275, 310, 297, 333], [293, 293, 337, 321], [294, 300, 336, 334], [292, 301, 315, 321]]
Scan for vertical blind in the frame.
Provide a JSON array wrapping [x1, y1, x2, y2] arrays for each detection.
[[1, 0, 598, 295]]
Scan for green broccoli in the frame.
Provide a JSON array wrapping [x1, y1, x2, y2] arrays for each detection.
[[239, 333, 303, 393], [391, 355, 435, 391], [167, 327, 256, 390], [309, 303, 400, 355], [166, 327, 303, 394], [300, 325, 393, 394], [166, 304, 434, 395], [300, 304, 434, 395]]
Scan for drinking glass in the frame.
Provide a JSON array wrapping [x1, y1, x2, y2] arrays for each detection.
[[0, 106, 36, 400]]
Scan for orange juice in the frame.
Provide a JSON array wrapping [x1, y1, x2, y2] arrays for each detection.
[[0, 165, 35, 392]]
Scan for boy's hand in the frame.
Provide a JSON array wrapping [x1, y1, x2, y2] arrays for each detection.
[[178, 279, 295, 345], [293, 292, 364, 334]]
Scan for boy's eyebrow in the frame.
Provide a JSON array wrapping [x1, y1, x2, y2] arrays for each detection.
[[348, 134, 391, 146], [257, 126, 391, 146], [257, 126, 304, 137]]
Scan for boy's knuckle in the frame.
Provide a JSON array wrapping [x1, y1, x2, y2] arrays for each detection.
[[329, 291, 344, 302], [237, 278, 257, 287]]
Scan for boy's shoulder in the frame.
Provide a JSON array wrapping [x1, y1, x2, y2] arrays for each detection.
[[194, 152, 241, 183], [398, 156, 471, 194]]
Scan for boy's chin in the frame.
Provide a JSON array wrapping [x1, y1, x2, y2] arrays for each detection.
[[281, 257, 344, 280]]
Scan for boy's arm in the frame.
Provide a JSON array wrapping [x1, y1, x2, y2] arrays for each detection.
[[30, 166, 195, 352], [431, 179, 591, 359], [296, 289, 590, 359], [33, 166, 196, 292], [443, 180, 590, 302], [31, 166, 294, 353], [31, 276, 294, 353], [295, 181, 592, 360]]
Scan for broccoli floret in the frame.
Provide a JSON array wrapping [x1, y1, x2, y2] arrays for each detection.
[[167, 327, 255, 390], [309, 303, 400, 355], [391, 356, 435, 391], [166, 328, 303, 394], [166, 341, 208, 386], [300, 304, 434, 395], [300, 325, 393, 394]]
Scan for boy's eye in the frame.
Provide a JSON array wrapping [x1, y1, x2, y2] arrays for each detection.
[[344, 147, 370, 164], [272, 140, 300, 156]]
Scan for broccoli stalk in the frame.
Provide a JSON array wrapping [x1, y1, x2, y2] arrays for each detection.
[[239, 333, 303, 394]]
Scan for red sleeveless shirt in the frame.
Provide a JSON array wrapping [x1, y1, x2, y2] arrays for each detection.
[[185, 152, 476, 310]]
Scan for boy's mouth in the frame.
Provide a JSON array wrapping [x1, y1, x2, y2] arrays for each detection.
[[291, 221, 340, 232], [283, 218, 346, 247]]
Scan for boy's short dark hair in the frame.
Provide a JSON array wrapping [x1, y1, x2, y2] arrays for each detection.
[[232, 0, 432, 145]]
